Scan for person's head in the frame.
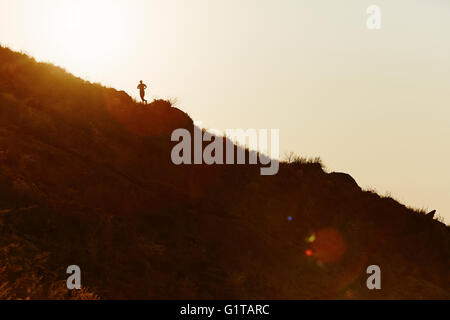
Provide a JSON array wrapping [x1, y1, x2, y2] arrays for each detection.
[[140, 80, 143, 84]]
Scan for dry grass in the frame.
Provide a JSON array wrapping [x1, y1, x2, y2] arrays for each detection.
[[0, 46, 448, 299]]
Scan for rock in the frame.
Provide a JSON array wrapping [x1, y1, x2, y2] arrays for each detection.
[[328, 172, 360, 190], [427, 210, 436, 219]]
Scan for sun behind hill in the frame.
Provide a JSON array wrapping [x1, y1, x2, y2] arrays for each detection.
[[45, 0, 137, 78]]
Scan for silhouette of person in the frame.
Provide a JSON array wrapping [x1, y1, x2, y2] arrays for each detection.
[[137, 80, 148, 104]]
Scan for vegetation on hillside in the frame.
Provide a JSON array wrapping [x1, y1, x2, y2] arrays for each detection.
[[0, 46, 448, 299]]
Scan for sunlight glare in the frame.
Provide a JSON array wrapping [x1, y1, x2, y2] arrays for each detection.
[[47, 0, 136, 78]]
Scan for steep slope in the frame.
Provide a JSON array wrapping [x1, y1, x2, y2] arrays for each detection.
[[0, 46, 448, 299]]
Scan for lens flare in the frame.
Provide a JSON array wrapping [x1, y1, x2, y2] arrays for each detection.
[[310, 228, 347, 264], [307, 234, 316, 243]]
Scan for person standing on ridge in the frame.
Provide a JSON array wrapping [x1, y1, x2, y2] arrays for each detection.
[[137, 80, 148, 104]]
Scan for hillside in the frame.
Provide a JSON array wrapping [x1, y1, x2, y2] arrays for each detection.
[[0, 46, 449, 299]]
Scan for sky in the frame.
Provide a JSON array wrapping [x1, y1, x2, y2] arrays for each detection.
[[0, 0, 449, 222]]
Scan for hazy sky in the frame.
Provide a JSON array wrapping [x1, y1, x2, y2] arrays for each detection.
[[0, 0, 449, 222]]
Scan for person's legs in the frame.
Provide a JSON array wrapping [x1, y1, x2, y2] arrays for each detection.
[[140, 91, 147, 104]]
